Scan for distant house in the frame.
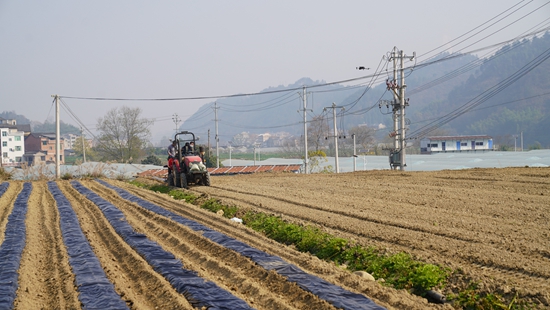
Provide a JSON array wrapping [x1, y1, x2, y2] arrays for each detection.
[[22, 151, 48, 166], [25, 133, 65, 164], [0, 118, 29, 167], [63, 133, 79, 150], [420, 135, 493, 154], [0, 124, 25, 167]]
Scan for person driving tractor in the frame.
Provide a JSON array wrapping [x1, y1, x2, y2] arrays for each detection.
[[167, 140, 178, 174]]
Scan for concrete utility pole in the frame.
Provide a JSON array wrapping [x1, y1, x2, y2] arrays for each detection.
[[228, 142, 232, 166], [324, 102, 344, 173], [213, 102, 220, 168], [388, 47, 415, 171], [520, 131, 523, 151], [81, 127, 86, 163], [52, 94, 61, 179], [391, 51, 399, 152], [352, 134, 357, 172], [299, 86, 310, 174]]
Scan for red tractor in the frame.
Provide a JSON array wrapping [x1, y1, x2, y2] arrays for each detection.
[[167, 131, 211, 189]]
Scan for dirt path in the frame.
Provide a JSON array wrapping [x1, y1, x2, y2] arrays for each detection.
[[187, 167, 550, 307]]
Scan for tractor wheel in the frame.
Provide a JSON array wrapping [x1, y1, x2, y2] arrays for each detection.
[[180, 173, 188, 189], [202, 172, 211, 186]]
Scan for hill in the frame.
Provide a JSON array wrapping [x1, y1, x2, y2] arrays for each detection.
[[181, 33, 550, 148]]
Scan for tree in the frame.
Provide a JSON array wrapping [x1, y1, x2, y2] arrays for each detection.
[[95, 106, 153, 163], [308, 115, 330, 151], [72, 135, 97, 161], [32, 120, 80, 134], [348, 125, 375, 152], [307, 150, 333, 173], [202, 145, 220, 168]]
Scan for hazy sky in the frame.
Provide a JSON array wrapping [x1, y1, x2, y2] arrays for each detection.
[[1, 1, 548, 143]]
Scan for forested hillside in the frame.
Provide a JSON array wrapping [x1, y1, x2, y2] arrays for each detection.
[[0, 111, 80, 135], [447, 33, 550, 147], [182, 33, 549, 148]]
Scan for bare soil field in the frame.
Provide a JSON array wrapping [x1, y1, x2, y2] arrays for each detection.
[[187, 167, 550, 308], [0, 166, 548, 309]]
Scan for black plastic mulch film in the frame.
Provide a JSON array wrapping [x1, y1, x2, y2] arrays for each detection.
[[0, 182, 30, 309], [48, 181, 129, 310], [71, 180, 253, 310], [96, 179, 386, 310]]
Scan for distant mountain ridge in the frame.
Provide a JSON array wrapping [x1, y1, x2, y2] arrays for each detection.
[[180, 33, 550, 148]]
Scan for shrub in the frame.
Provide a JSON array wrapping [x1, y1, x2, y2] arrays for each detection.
[[141, 155, 162, 166], [0, 167, 13, 181]]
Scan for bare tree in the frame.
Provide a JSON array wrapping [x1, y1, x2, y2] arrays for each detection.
[[278, 136, 301, 155], [96, 106, 153, 162], [348, 125, 376, 153], [308, 115, 329, 151]]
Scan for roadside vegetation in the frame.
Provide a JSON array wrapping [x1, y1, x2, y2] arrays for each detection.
[[0, 166, 13, 181], [128, 180, 531, 309]]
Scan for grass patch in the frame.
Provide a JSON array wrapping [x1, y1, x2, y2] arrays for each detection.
[[129, 181, 198, 203], [242, 212, 447, 291], [201, 198, 239, 218]]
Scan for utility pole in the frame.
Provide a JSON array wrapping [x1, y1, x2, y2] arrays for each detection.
[[212, 102, 220, 168], [52, 94, 61, 179], [324, 102, 344, 173], [81, 127, 86, 163], [207, 129, 211, 166], [388, 47, 415, 171], [228, 142, 232, 166], [253, 144, 257, 166], [352, 134, 357, 172], [520, 131, 523, 151], [172, 113, 180, 133], [298, 86, 311, 174]]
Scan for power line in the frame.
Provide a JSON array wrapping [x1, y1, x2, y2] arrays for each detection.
[[57, 74, 381, 102], [409, 46, 550, 140], [418, 0, 535, 61]]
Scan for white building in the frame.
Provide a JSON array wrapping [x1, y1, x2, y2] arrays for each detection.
[[420, 135, 493, 154], [63, 133, 79, 150], [1, 127, 25, 167]]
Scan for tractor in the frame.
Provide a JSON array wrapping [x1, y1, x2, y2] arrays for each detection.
[[167, 131, 211, 188]]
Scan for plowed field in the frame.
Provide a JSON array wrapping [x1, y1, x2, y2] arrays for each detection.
[[187, 167, 550, 309], [0, 166, 548, 309]]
